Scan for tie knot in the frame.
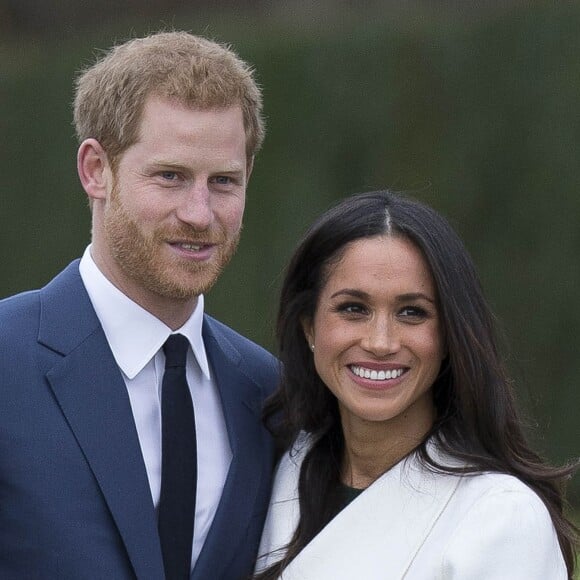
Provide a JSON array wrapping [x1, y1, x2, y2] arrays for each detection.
[[163, 334, 189, 368]]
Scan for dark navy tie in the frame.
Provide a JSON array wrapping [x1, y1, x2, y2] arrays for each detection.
[[158, 334, 197, 580]]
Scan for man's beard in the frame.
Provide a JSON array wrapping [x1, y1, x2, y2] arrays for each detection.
[[103, 186, 240, 301]]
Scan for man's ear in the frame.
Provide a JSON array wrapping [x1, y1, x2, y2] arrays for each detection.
[[77, 139, 112, 201], [245, 155, 254, 184]]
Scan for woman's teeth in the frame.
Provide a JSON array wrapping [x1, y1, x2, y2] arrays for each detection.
[[351, 366, 404, 381]]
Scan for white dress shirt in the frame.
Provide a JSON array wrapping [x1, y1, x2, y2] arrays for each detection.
[[79, 246, 232, 573]]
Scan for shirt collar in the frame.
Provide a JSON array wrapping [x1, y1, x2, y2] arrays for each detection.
[[78, 246, 211, 380]]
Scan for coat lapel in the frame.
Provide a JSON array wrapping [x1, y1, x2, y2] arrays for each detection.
[[39, 262, 165, 580], [265, 440, 461, 580], [191, 317, 271, 579]]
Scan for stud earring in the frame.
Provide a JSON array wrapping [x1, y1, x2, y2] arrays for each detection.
[[310, 344, 315, 351]]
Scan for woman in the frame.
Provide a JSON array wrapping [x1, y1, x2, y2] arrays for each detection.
[[255, 191, 577, 579]]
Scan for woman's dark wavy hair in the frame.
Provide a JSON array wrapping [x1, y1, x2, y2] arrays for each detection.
[[256, 190, 577, 579]]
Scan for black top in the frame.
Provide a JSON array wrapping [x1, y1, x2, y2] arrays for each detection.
[[336, 483, 365, 511]]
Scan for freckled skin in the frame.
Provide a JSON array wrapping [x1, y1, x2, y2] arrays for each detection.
[[304, 235, 445, 453], [90, 97, 249, 327]]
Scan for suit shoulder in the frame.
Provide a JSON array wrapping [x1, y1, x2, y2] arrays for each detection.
[[0, 289, 42, 332], [203, 314, 279, 380], [0, 287, 41, 311], [0, 290, 44, 372], [0, 261, 83, 353], [0, 261, 81, 325], [204, 314, 275, 358]]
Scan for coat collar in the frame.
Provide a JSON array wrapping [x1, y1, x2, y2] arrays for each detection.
[[259, 436, 462, 579], [192, 317, 273, 579]]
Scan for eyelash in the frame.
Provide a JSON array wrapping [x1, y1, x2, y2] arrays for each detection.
[[332, 303, 430, 320], [154, 173, 239, 190], [211, 176, 232, 185], [399, 306, 428, 318], [333, 302, 368, 316]]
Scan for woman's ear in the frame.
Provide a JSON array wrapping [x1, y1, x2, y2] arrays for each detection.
[[77, 138, 113, 202], [301, 317, 314, 351]]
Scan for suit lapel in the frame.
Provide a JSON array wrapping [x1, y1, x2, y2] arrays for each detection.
[[39, 262, 165, 580], [191, 318, 270, 579]]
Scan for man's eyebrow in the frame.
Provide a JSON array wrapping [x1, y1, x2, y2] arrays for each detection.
[[148, 160, 246, 173]]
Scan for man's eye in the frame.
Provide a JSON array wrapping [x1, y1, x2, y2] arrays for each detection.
[[161, 171, 178, 180], [213, 176, 232, 185]]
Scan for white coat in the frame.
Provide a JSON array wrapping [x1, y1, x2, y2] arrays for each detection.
[[256, 436, 567, 579]]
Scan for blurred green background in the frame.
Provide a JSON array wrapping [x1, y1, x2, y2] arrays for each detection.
[[1, 0, 578, 515]]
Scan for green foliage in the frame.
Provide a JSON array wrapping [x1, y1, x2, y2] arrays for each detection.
[[1, 3, 578, 499]]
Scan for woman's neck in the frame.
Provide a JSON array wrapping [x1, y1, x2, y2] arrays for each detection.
[[339, 405, 435, 489]]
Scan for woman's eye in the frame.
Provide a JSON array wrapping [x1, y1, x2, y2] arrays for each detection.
[[399, 306, 427, 318], [336, 302, 367, 316]]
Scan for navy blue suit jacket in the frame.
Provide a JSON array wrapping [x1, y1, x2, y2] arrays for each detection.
[[0, 261, 279, 579]]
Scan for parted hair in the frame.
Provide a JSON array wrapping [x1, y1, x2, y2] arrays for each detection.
[[258, 190, 577, 579], [73, 31, 264, 168]]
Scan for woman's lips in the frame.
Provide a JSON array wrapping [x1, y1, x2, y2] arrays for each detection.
[[348, 363, 409, 387]]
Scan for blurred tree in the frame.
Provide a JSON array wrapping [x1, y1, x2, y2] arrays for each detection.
[[1, 0, 578, 499]]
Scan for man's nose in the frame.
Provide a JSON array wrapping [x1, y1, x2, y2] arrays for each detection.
[[175, 181, 213, 231]]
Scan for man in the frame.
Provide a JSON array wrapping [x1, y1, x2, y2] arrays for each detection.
[[0, 32, 279, 580]]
